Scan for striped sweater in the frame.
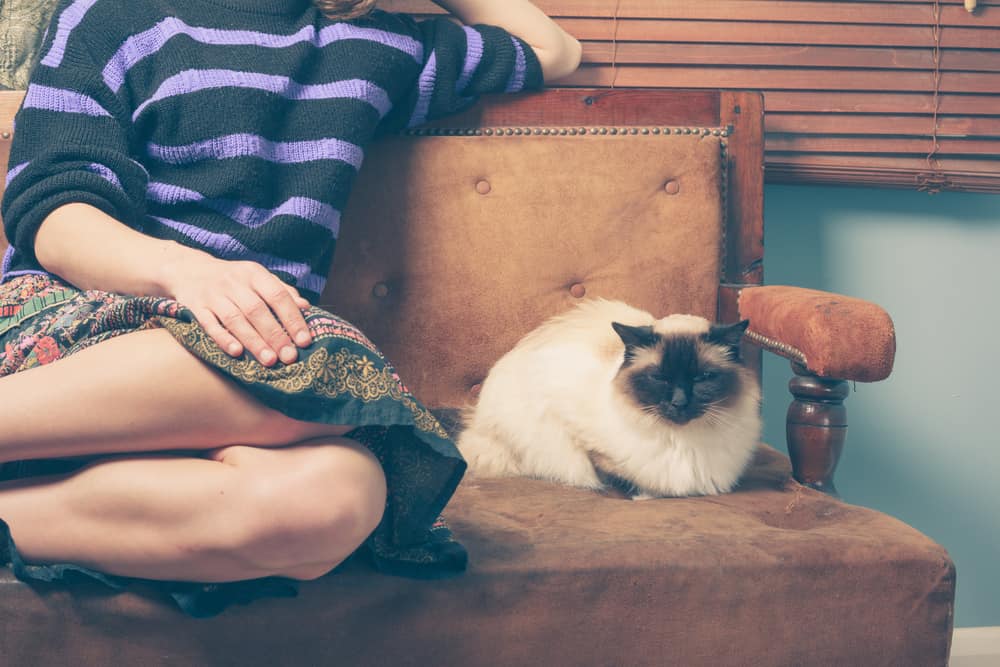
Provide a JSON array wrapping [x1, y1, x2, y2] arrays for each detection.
[[1, 0, 543, 302]]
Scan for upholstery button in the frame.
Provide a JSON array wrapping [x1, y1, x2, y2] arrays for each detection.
[[569, 283, 587, 299], [664, 180, 681, 195], [1, 131, 10, 140], [372, 283, 389, 298], [475, 180, 491, 195]]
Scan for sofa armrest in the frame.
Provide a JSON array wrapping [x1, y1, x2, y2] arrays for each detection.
[[738, 286, 896, 382]]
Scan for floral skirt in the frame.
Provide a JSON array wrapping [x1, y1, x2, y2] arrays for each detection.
[[0, 273, 467, 617]]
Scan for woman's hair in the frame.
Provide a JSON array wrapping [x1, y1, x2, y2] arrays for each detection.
[[313, 0, 377, 20]]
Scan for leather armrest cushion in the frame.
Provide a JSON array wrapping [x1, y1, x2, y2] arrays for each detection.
[[738, 286, 896, 382]]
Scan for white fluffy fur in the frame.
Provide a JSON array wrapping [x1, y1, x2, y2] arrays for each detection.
[[457, 299, 761, 497]]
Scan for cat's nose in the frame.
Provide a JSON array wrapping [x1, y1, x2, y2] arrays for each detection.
[[671, 388, 688, 407]]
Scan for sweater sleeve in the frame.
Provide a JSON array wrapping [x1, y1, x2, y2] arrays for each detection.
[[1, 0, 147, 267], [380, 16, 545, 132]]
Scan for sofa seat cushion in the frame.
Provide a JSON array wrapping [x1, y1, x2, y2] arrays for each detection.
[[0, 446, 953, 667]]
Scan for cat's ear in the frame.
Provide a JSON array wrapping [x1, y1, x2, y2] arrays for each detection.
[[707, 320, 750, 357], [612, 322, 657, 349]]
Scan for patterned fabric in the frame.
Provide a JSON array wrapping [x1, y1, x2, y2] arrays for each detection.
[[0, 0, 59, 90], [0, 273, 468, 617], [1, 0, 544, 301]]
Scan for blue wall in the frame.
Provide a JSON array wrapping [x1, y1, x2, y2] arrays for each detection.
[[761, 184, 1000, 628]]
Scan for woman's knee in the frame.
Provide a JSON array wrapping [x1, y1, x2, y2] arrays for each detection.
[[222, 440, 387, 579]]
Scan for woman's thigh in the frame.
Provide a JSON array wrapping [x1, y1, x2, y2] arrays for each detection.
[[0, 327, 352, 463]]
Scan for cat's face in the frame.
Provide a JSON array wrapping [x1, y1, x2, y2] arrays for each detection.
[[612, 319, 751, 426]]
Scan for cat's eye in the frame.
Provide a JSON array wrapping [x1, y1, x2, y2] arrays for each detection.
[[694, 371, 717, 382]]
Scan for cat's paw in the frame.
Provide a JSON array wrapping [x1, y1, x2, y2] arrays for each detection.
[[630, 492, 657, 502]]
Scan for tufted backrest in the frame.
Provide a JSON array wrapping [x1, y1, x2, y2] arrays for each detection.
[[327, 131, 724, 407], [0, 89, 763, 409]]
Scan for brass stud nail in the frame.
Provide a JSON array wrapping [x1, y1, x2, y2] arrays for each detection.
[[505, 128, 514, 136], [641, 128, 650, 135], [484, 129, 493, 136], [713, 129, 721, 136], [1, 131, 10, 140], [610, 128, 618, 135], [600, 127, 608, 135], [630, 128, 639, 135], [590, 128, 598, 135], [652, 128, 660, 135]]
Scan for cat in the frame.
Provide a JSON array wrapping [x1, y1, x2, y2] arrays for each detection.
[[457, 299, 761, 498]]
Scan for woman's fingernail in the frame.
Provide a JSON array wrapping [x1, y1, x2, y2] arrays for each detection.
[[280, 346, 297, 363], [260, 349, 276, 364], [228, 342, 242, 355], [296, 332, 311, 347]]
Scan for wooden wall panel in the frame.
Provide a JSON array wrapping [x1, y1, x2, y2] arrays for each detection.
[[387, 0, 1000, 192]]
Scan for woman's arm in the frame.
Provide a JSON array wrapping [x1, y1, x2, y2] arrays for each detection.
[[431, 0, 582, 81], [35, 203, 313, 366]]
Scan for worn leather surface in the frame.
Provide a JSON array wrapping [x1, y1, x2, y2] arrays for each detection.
[[326, 133, 724, 407], [739, 285, 896, 381], [0, 445, 955, 666]]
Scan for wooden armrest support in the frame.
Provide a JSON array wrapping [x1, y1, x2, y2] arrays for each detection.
[[738, 285, 895, 382], [737, 286, 895, 496]]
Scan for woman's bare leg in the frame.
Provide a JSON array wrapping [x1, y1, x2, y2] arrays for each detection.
[[0, 438, 386, 582], [0, 328, 351, 464]]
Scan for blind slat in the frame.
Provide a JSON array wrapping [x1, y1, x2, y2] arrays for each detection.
[[393, 0, 1000, 27], [581, 42, 1000, 72], [563, 65, 1000, 94], [767, 113, 1000, 137]]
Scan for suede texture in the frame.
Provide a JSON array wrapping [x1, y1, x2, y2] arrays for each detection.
[[0, 446, 954, 666], [739, 285, 896, 382], [324, 133, 725, 407], [0, 121, 954, 665]]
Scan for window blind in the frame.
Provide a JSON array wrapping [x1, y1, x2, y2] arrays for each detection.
[[387, 0, 1000, 193]]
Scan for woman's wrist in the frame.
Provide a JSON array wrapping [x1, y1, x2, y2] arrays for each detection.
[[431, 0, 581, 82]]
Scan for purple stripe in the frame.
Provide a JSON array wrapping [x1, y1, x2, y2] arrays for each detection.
[[85, 163, 122, 190], [146, 134, 364, 169], [147, 182, 340, 235], [104, 18, 422, 93], [134, 70, 391, 121], [505, 37, 527, 94], [40, 0, 101, 68], [408, 51, 437, 128], [151, 217, 326, 294], [5, 162, 29, 188], [1, 246, 15, 275], [456, 27, 484, 95], [23, 84, 112, 118]]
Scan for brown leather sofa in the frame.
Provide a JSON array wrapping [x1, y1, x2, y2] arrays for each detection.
[[0, 89, 954, 666]]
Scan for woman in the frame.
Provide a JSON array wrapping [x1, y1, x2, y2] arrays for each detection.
[[0, 0, 580, 615]]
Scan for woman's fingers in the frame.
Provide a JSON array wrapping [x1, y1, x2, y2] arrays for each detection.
[[216, 297, 282, 366], [258, 281, 313, 349], [192, 308, 244, 358]]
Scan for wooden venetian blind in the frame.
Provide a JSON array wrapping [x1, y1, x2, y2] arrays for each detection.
[[386, 0, 1000, 193]]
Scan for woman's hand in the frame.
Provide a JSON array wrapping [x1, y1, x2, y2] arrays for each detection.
[[164, 252, 314, 367]]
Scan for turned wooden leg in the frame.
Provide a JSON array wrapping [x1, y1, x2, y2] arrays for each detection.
[[786, 362, 849, 497]]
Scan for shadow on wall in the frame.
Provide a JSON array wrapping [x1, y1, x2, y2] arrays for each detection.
[[761, 183, 1000, 628]]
